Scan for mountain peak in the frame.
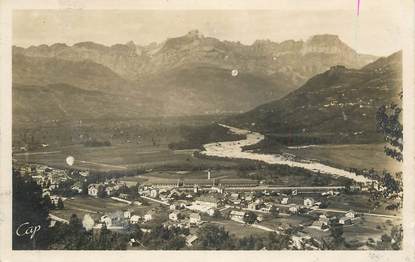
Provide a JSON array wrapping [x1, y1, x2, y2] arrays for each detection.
[[125, 40, 136, 48], [159, 30, 206, 52], [253, 39, 273, 45], [308, 34, 341, 42], [186, 29, 203, 38], [302, 34, 353, 54], [73, 41, 108, 51], [50, 43, 68, 50]]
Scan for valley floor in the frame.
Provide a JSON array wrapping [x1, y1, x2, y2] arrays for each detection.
[[13, 120, 403, 250]]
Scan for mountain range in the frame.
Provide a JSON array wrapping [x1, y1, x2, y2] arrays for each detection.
[[13, 30, 379, 125]]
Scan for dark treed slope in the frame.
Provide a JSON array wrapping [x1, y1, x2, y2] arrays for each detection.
[[228, 51, 402, 145], [13, 83, 163, 124]]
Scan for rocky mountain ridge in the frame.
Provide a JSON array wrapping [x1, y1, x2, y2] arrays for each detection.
[[12, 31, 380, 123]]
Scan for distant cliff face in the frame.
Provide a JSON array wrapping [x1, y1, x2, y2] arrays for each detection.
[[302, 34, 352, 54], [12, 31, 380, 123], [13, 41, 149, 80], [14, 31, 376, 84]]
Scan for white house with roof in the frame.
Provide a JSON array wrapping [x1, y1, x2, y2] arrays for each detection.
[[245, 195, 253, 202], [345, 210, 356, 218], [105, 186, 117, 196], [291, 232, 312, 249], [144, 211, 155, 222], [248, 202, 258, 210], [194, 196, 220, 208], [169, 211, 181, 221], [185, 235, 198, 247], [42, 189, 51, 198], [88, 184, 99, 197], [100, 215, 112, 227], [71, 185, 83, 193], [304, 198, 315, 207], [339, 216, 352, 225], [130, 215, 141, 224], [150, 189, 159, 198], [230, 210, 246, 222], [189, 213, 202, 224], [232, 199, 241, 205], [230, 193, 239, 200], [310, 214, 334, 230], [49, 182, 59, 191], [281, 197, 289, 205], [207, 208, 216, 217], [50, 195, 60, 205], [289, 204, 300, 213], [79, 170, 89, 177], [260, 206, 273, 213], [124, 210, 131, 219]]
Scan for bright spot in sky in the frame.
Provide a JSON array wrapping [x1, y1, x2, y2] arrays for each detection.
[[66, 156, 75, 166], [231, 69, 239, 77]]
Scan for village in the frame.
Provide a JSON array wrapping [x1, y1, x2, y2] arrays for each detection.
[[15, 162, 403, 250]]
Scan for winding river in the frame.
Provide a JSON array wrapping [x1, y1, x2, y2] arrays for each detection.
[[201, 124, 372, 184]]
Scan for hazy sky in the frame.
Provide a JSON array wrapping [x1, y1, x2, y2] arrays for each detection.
[[13, 9, 402, 56]]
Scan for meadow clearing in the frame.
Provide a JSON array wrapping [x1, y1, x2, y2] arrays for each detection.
[[283, 144, 401, 174], [51, 195, 167, 222]]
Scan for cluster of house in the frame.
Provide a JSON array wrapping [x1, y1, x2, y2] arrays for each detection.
[[98, 209, 158, 228], [19, 164, 90, 195], [59, 176, 365, 250], [138, 186, 193, 201], [288, 209, 359, 250], [87, 179, 127, 197], [135, 185, 344, 229], [360, 180, 389, 193], [20, 164, 69, 190], [309, 210, 358, 231], [93, 204, 204, 236], [290, 230, 334, 250], [168, 209, 203, 225], [136, 183, 347, 223]]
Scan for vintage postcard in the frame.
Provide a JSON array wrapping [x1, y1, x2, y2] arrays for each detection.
[[0, 0, 414, 261]]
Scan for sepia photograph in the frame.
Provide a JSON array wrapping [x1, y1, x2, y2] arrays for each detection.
[[1, 1, 414, 257]]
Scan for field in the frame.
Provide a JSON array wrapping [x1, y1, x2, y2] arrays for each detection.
[[51, 195, 167, 222], [209, 220, 269, 238], [283, 144, 401, 173], [341, 216, 401, 243], [261, 214, 315, 231], [323, 193, 402, 216], [120, 169, 244, 186], [13, 143, 239, 172], [13, 115, 242, 171]]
